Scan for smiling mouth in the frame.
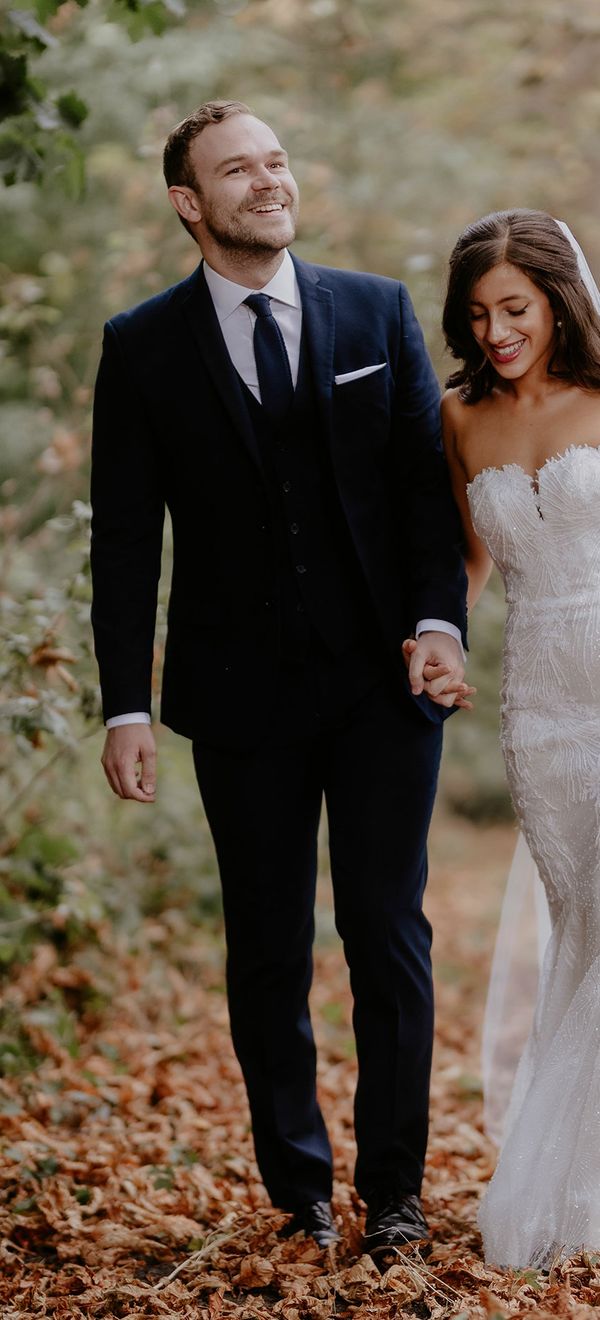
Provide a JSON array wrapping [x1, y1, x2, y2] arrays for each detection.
[[489, 338, 526, 362], [249, 202, 285, 215]]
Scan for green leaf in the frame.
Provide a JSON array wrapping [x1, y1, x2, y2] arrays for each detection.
[[151, 1164, 175, 1189], [110, 0, 181, 39], [34, 0, 70, 19], [56, 92, 88, 129], [56, 137, 86, 199], [36, 1155, 58, 1177]]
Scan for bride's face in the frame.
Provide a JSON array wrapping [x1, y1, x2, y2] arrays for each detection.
[[468, 261, 556, 381]]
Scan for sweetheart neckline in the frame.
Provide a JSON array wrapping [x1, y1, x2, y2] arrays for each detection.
[[466, 442, 600, 497]]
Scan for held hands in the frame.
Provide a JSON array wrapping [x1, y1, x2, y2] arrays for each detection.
[[402, 632, 475, 710], [101, 724, 157, 802]]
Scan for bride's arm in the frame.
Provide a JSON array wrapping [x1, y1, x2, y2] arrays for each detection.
[[441, 391, 492, 609]]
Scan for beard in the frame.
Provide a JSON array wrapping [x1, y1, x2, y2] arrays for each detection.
[[200, 192, 299, 255]]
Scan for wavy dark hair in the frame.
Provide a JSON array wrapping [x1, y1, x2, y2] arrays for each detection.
[[443, 209, 600, 403]]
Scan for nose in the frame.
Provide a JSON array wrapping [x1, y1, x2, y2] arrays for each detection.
[[251, 165, 280, 191], [487, 311, 512, 344]]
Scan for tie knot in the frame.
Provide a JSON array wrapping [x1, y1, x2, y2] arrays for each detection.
[[244, 293, 272, 318]]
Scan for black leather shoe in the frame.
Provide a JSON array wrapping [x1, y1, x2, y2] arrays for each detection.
[[281, 1200, 340, 1248], [363, 1191, 430, 1259]]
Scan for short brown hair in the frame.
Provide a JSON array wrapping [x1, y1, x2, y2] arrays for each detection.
[[443, 209, 600, 402], [163, 99, 252, 190]]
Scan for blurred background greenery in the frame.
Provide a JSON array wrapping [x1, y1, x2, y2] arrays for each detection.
[[2, 0, 600, 1065]]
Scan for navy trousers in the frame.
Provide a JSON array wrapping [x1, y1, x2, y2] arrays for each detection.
[[192, 642, 443, 1209]]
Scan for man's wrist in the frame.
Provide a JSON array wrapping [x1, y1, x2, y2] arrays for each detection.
[[106, 712, 152, 729], [415, 618, 465, 663]]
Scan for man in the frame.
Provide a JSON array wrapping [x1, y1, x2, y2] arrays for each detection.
[[90, 100, 469, 1258]]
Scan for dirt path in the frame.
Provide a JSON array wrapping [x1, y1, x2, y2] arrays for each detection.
[[1, 813, 598, 1317]]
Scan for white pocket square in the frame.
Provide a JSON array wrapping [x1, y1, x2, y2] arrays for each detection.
[[334, 363, 387, 385]]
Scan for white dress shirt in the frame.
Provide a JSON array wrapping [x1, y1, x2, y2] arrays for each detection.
[[106, 254, 461, 728], [203, 248, 302, 398]]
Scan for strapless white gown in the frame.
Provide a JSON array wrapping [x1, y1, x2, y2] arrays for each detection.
[[467, 443, 600, 1269]]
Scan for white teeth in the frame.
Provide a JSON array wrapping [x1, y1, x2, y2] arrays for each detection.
[[252, 204, 283, 214], [493, 339, 525, 358]]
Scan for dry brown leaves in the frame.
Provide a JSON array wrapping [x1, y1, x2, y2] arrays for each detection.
[[1, 816, 600, 1317]]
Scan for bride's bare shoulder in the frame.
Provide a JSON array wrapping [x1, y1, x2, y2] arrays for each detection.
[[441, 386, 464, 410], [441, 388, 472, 451], [442, 386, 495, 428]]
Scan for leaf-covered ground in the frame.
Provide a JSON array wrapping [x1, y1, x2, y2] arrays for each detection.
[[1, 813, 599, 1319]]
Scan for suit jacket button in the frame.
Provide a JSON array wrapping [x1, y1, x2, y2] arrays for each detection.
[[296, 564, 306, 574], [290, 522, 299, 534], [282, 480, 291, 493]]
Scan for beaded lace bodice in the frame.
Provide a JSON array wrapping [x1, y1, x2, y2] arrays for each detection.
[[467, 443, 600, 600], [468, 442, 600, 739]]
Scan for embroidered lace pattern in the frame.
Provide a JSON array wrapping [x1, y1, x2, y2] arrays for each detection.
[[467, 443, 600, 1269]]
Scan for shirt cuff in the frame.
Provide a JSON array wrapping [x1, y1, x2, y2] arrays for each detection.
[[415, 618, 465, 663], [105, 712, 151, 728]]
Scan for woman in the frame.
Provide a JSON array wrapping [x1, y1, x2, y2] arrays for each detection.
[[440, 209, 600, 1269]]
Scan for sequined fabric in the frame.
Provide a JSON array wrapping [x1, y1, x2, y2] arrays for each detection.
[[467, 443, 600, 1269]]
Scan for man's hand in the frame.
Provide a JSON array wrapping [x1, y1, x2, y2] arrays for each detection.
[[101, 724, 157, 801], [402, 632, 475, 710]]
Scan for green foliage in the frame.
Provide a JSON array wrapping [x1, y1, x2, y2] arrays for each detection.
[[108, 0, 187, 40], [55, 90, 88, 128], [0, 1009, 43, 1074], [3, 0, 600, 1075], [0, 0, 184, 190]]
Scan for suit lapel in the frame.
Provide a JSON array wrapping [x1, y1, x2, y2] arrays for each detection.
[[179, 263, 265, 474], [179, 257, 336, 468], [292, 257, 335, 443]]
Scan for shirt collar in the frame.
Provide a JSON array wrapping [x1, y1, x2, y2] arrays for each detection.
[[203, 249, 300, 323]]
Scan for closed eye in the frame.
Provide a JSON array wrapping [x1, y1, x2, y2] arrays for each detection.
[[470, 305, 528, 321]]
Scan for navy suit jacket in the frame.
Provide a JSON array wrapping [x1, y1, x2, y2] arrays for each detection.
[[90, 255, 467, 744]]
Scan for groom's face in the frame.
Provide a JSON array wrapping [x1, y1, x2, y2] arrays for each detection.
[[186, 114, 299, 255]]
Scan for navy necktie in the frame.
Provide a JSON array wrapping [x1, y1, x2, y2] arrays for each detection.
[[244, 293, 294, 421]]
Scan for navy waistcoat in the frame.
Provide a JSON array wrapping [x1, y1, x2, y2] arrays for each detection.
[[241, 336, 376, 662]]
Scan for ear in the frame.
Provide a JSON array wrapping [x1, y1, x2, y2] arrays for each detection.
[[168, 185, 202, 226]]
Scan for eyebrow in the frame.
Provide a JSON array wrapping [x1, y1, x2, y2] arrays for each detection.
[[217, 149, 288, 170], [469, 294, 528, 306]]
